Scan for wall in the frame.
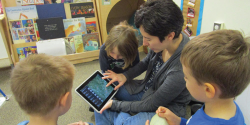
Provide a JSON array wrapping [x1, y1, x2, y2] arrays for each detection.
[[0, 30, 8, 59], [200, 0, 250, 35]]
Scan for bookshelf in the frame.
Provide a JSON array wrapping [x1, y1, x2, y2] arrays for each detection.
[[1, 0, 102, 65]]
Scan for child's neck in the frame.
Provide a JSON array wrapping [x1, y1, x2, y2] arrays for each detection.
[[204, 98, 236, 120], [27, 113, 58, 125]]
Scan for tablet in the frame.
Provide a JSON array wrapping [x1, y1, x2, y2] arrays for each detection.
[[75, 70, 118, 113]]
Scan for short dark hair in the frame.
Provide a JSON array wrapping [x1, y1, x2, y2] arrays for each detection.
[[135, 0, 184, 41]]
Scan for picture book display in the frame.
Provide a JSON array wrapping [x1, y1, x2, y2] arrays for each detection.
[[16, 46, 37, 61], [5, 5, 38, 20], [70, 2, 95, 18], [74, 35, 84, 53], [63, 17, 87, 37], [86, 21, 97, 34], [82, 33, 99, 51], [36, 17, 65, 40], [36, 3, 66, 19]]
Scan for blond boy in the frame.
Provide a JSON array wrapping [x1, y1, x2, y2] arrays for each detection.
[[11, 54, 90, 125], [146, 30, 250, 125]]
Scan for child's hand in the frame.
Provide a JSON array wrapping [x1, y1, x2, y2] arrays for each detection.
[[68, 121, 89, 125], [103, 70, 127, 90], [156, 106, 181, 125], [100, 100, 113, 114]]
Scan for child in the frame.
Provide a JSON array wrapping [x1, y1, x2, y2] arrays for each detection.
[[99, 21, 140, 74], [10, 54, 91, 125], [146, 30, 250, 125]]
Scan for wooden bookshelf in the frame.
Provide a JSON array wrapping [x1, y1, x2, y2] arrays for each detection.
[[1, 0, 102, 65]]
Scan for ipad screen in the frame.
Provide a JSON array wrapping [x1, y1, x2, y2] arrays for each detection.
[[75, 71, 117, 111]]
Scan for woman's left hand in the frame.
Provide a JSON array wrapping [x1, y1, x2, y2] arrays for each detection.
[[100, 100, 113, 114]]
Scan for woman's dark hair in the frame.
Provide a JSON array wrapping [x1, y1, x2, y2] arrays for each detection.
[[135, 0, 184, 42]]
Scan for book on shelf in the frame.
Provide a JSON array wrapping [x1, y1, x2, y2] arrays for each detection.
[[5, 5, 38, 20], [70, 2, 95, 18], [64, 36, 75, 53], [86, 21, 97, 34], [36, 38, 67, 56], [36, 3, 66, 19], [16, 45, 37, 61], [9, 19, 38, 44], [22, 0, 44, 6], [36, 17, 65, 40], [82, 33, 99, 51], [44, 0, 61, 4], [23, 46, 37, 57], [61, 0, 73, 3], [0, 0, 3, 14], [73, 0, 88, 3], [63, 17, 87, 37], [73, 35, 84, 53]]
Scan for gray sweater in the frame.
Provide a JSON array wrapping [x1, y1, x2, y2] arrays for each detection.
[[110, 33, 191, 117]]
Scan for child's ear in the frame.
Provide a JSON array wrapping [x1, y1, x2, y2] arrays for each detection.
[[204, 83, 216, 99], [59, 92, 70, 107]]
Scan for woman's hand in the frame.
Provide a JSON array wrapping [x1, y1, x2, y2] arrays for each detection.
[[156, 106, 181, 125], [100, 100, 113, 114], [103, 70, 127, 90]]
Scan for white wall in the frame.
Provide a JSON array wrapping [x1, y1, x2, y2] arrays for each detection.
[[173, 0, 181, 7], [0, 31, 8, 59], [200, 0, 250, 35]]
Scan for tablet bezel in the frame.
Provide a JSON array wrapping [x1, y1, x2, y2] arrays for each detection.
[[75, 70, 118, 113]]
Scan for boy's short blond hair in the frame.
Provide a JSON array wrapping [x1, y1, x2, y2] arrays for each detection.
[[11, 54, 75, 115], [105, 20, 138, 69], [181, 30, 250, 99]]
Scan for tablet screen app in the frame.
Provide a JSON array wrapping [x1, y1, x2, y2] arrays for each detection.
[[80, 74, 113, 107]]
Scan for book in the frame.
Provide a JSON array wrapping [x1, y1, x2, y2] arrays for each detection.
[[70, 2, 95, 18], [63, 17, 87, 37], [36, 17, 65, 40], [64, 37, 75, 53], [36, 3, 66, 19], [82, 33, 99, 51], [5, 5, 38, 20], [86, 21, 97, 34], [22, 0, 44, 6], [0, 0, 3, 14], [16, 47, 26, 61], [61, 0, 72, 3], [73, 0, 88, 3], [44, 0, 61, 4], [73, 35, 84, 53], [34, 20, 40, 41], [23, 46, 37, 57], [36, 38, 67, 56], [10, 19, 38, 43]]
